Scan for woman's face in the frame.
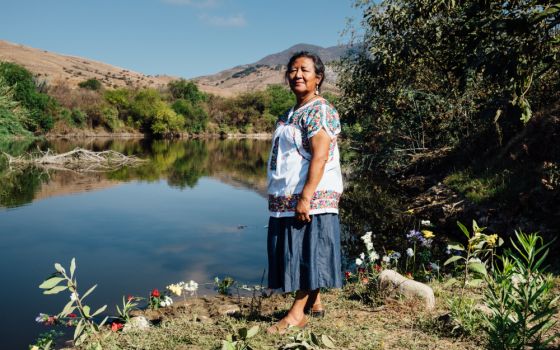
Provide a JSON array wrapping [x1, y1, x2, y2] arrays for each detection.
[[287, 57, 321, 97]]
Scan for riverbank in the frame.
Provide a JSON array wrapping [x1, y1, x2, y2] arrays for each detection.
[[45, 276, 559, 350], [41, 129, 271, 140]]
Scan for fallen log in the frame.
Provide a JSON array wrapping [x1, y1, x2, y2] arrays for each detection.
[[2, 147, 145, 173]]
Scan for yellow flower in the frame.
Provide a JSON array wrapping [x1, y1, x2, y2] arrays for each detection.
[[486, 234, 498, 247], [421, 230, 435, 239], [166, 284, 182, 296], [31, 347, 39, 350], [405, 209, 414, 214]]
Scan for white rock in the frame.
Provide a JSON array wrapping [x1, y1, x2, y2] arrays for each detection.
[[379, 269, 436, 310], [122, 316, 150, 333]]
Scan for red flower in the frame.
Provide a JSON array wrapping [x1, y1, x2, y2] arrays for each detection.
[[373, 264, 382, 273], [405, 272, 414, 279], [361, 277, 369, 284], [151, 289, 160, 298], [45, 316, 57, 326], [358, 267, 365, 274], [111, 322, 124, 332], [67, 313, 77, 318], [344, 271, 352, 280], [127, 295, 134, 302]]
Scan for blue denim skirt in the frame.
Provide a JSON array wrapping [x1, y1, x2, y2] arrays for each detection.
[[267, 213, 343, 293]]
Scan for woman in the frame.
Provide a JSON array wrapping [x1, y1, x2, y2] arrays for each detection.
[[266, 51, 343, 334]]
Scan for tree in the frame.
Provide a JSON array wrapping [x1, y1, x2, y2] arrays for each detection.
[[338, 0, 560, 173]]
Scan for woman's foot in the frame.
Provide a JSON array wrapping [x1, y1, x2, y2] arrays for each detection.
[[305, 303, 325, 318], [267, 315, 308, 335]]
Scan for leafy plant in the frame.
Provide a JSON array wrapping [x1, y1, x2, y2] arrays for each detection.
[[29, 330, 63, 350], [484, 230, 559, 349], [444, 220, 503, 290], [215, 276, 235, 295], [116, 295, 141, 323], [281, 330, 336, 350], [221, 325, 259, 350], [38, 258, 108, 347]]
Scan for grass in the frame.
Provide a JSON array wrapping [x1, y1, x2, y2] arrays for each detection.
[[443, 170, 508, 204], [71, 286, 490, 350]]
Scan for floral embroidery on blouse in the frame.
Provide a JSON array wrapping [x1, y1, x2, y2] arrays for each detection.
[[270, 136, 280, 171], [268, 190, 342, 213]]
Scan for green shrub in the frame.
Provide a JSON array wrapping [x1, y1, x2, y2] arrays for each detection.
[[0, 61, 55, 132], [0, 76, 32, 137], [484, 231, 558, 349], [168, 79, 205, 103], [78, 78, 102, 91], [171, 99, 208, 133]]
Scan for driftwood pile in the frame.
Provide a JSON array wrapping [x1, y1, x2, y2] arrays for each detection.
[[2, 147, 145, 173]]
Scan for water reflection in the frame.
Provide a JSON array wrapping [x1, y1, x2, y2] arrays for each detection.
[[0, 138, 270, 208]]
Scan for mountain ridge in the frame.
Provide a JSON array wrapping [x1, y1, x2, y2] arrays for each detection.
[[0, 40, 350, 97]]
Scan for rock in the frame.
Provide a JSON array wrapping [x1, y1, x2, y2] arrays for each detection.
[[216, 304, 240, 316], [122, 316, 150, 333], [379, 269, 436, 310]]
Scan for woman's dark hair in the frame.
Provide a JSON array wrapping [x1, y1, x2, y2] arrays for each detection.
[[285, 51, 326, 91]]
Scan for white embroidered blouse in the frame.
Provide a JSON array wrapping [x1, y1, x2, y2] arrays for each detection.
[[267, 98, 343, 217]]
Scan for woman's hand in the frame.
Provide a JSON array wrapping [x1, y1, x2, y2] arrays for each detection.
[[295, 197, 311, 222]]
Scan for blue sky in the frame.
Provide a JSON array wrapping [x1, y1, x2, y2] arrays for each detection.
[[0, 0, 362, 78]]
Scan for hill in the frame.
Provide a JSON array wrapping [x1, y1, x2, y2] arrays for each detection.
[[0, 40, 175, 90], [193, 43, 351, 97]]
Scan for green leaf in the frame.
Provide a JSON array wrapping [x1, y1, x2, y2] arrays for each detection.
[[246, 325, 259, 338], [39, 277, 65, 289], [43, 285, 67, 294], [74, 319, 85, 341], [444, 255, 463, 265], [468, 262, 487, 276], [83, 305, 91, 318], [447, 244, 464, 251], [70, 258, 76, 278], [457, 221, 470, 239], [81, 284, 97, 300], [61, 299, 76, 317], [99, 316, 109, 327], [44, 340, 52, 350], [54, 263, 66, 275], [92, 304, 107, 317], [322, 334, 336, 348]]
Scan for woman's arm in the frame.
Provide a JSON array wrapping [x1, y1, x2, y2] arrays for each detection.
[[295, 128, 331, 222]]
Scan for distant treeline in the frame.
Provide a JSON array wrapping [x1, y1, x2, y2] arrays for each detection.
[[0, 62, 335, 138]]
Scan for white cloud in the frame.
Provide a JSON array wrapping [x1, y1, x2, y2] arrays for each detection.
[[162, 0, 219, 8], [198, 13, 247, 27]]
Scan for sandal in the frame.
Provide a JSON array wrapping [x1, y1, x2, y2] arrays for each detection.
[[267, 316, 308, 335]]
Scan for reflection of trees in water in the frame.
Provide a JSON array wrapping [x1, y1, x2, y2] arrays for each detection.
[[0, 138, 271, 207]]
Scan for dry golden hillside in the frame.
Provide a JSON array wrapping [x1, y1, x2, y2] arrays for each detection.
[[0, 40, 176, 90]]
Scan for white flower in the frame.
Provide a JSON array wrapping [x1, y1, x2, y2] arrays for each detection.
[[406, 248, 414, 257], [366, 242, 374, 251], [361, 231, 373, 244], [355, 258, 363, 266], [420, 220, 431, 227], [390, 252, 401, 260], [359, 252, 365, 260], [70, 292, 78, 302], [184, 280, 198, 293], [369, 250, 379, 261], [429, 262, 440, 272], [382, 255, 390, 263], [161, 301, 167, 307]]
